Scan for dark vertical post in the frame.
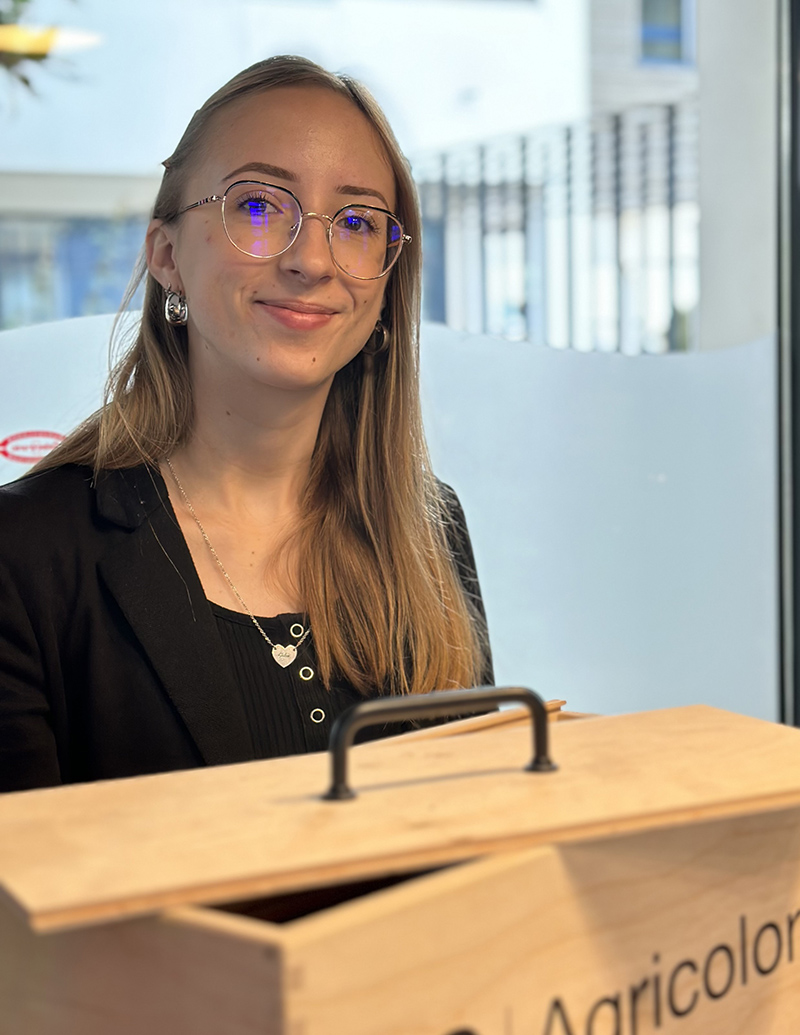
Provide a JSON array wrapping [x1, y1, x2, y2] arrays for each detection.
[[520, 136, 531, 341], [532, 136, 550, 347], [780, 0, 800, 724], [441, 151, 449, 322], [420, 160, 447, 325], [565, 125, 574, 349], [501, 149, 510, 338], [640, 118, 648, 354], [478, 144, 488, 334], [502, 150, 515, 337], [459, 160, 468, 328], [666, 104, 677, 351], [590, 119, 598, 351], [613, 113, 623, 352], [541, 137, 550, 346]]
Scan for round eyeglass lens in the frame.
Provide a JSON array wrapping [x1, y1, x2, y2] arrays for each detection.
[[220, 181, 404, 278], [222, 182, 301, 259], [329, 207, 404, 279]]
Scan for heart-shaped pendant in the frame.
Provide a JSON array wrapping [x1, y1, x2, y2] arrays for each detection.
[[272, 644, 297, 668]]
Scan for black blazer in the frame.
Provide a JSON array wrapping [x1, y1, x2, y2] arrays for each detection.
[[0, 465, 491, 793]]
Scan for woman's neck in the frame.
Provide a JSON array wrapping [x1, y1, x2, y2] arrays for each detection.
[[172, 376, 331, 518], [162, 381, 332, 616]]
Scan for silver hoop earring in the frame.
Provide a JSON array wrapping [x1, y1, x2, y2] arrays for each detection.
[[164, 285, 188, 326], [362, 321, 388, 356]]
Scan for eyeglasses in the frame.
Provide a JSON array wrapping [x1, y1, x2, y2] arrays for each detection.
[[176, 180, 411, 281]]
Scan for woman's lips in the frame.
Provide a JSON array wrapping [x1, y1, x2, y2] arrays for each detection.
[[256, 300, 337, 330]]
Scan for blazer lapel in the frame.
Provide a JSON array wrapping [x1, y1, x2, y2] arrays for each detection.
[[96, 466, 255, 767]]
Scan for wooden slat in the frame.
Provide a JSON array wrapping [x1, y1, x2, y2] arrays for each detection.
[[0, 895, 285, 1035], [398, 697, 568, 740], [279, 808, 800, 1035], [1, 705, 800, 933]]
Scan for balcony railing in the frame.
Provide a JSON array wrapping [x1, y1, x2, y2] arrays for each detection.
[[414, 99, 699, 354]]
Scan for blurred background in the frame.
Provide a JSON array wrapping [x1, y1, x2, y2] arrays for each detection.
[[0, 0, 784, 721], [1, 0, 710, 349]]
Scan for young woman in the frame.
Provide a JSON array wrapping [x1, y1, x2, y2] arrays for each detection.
[[0, 56, 492, 793]]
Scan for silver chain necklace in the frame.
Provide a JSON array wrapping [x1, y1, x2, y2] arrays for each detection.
[[165, 458, 310, 668]]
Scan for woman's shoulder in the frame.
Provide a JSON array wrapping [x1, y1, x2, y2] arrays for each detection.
[[0, 463, 95, 514], [0, 464, 98, 548], [0, 463, 168, 559], [0, 467, 97, 579], [434, 479, 472, 552], [436, 479, 466, 521]]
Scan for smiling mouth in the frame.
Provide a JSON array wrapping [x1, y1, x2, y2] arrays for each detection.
[[256, 300, 338, 329], [259, 300, 338, 315]]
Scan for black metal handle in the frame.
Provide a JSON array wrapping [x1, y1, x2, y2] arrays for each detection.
[[322, 685, 557, 800]]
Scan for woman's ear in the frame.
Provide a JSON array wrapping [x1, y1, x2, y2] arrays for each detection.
[[146, 219, 183, 294]]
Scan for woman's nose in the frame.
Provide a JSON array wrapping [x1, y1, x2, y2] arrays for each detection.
[[277, 213, 336, 281]]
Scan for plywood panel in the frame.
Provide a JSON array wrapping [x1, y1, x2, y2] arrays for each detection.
[[0, 896, 285, 1035], [1, 706, 799, 933], [281, 808, 800, 1034]]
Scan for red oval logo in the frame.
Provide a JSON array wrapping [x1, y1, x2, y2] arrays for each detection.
[[0, 430, 65, 464]]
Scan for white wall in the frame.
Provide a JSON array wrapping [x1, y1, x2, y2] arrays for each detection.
[[697, 0, 778, 350], [1, 0, 590, 176], [421, 324, 778, 721]]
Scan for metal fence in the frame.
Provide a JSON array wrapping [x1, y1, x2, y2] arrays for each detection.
[[414, 100, 699, 354]]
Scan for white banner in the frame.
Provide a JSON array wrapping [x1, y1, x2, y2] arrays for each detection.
[[0, 313, 118, 486]]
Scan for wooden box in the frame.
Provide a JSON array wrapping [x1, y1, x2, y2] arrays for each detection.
[[2, 704, 800, 1034]]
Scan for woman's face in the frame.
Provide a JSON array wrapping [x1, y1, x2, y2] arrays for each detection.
[[148, 85, 397, 397]]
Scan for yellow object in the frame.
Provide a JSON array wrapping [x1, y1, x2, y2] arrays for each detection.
[[0, 25, 57, 57]]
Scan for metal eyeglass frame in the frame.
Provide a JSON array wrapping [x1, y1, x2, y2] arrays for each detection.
[[175, 179, 412, 281]]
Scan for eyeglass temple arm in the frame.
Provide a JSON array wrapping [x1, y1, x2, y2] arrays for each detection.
[[176, 195, 223, 216]]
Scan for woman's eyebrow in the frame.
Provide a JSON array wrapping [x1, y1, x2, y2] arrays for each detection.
[[220, 161, 298, 184], [337, 183, 390, 207], [220, 165, 390, 208]]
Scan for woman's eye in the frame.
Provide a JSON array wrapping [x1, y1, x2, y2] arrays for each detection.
[[243, 199, 268, 216], [338, 212, 378, 234], [235, 193, 283, 216]]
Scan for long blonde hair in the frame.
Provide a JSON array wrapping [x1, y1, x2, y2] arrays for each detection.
[[37, 55, 486, 696]]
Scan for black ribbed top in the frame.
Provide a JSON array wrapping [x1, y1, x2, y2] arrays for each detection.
[[211, 603, 365, 758]]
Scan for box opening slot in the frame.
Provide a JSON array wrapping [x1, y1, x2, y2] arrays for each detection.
[[212, 868, 442, 924]]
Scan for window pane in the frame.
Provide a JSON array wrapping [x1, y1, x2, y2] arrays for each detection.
[[642, 0, 684, 62]]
